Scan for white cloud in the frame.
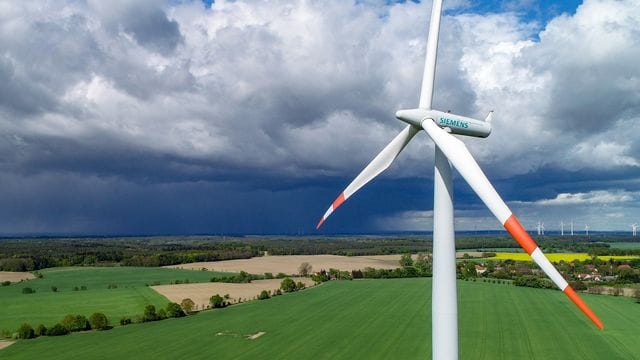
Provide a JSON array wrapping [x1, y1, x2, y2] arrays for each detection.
[[521, 190, 638, 206]]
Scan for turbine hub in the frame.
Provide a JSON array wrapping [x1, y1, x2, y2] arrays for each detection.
[[395, 108, 492, 138]]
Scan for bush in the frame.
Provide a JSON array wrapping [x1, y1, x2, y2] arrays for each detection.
[[1, 281, 11, 286], [46, 323, 69, 336], [157, 308, 167, 320], [264, 272, 274, 279], [298, 262, 312, 276], [17, 323, 35, 339], [120, 317, 132, 326], [296, 282, 306, 290], [51, 286, 58, 292], [210, 294, 225, 308], [62, 314, 90, 332], [280, 277, 297, 293], [276, 272, 287, 279], [166, 302, 186, 318], [22, 287, 35, 294], [80, 285, 87, 291], [35, 324, 47, 337], [181, 298, 195, 314], [142, 305, 158, 322], [258, 290, 270, 300], [89, 313, 109, 330]]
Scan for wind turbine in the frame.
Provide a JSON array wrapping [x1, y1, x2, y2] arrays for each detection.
[[585, 224, 590, 236], [571, 219, 574, 236], [561, 220, 564, 236], [631, 223, 637, 237], [316, 0, 603, 358]]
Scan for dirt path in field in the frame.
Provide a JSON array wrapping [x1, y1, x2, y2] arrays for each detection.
[[0, 271, 35, 283], [0, 340, 15, 350], [165, 254, 401, 275], [152, 277, 315, 310]]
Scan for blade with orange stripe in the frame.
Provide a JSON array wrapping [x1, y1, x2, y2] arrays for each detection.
[[422, 119, 603, 329], [316, 125, 419, 229]]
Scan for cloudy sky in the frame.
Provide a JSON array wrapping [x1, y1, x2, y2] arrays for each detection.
[[0, 0, 639, 235]]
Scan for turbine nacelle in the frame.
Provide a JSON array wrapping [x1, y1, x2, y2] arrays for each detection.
[[395, 108, 492, 138]]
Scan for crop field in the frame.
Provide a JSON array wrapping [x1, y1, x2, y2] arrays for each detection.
[[167, 254, 400, 274], [608, 242, 640, 250], [0, 272, 35, 283], [153, 277, 315, 309], [2, 278, 638, 359], [488, 252, 640, 262], [0, 267, 230, 332]]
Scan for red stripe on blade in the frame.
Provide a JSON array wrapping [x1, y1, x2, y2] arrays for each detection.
[[332, 193, 346, 211], [564, 286, 604, 330], [503, 215, 538, 255], [316, 217, 326, 230]]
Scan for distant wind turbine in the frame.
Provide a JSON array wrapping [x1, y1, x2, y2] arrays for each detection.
[[561, 220, 564, 236], [632, 224, 638, 237], [316, 0, 603, 357], [585, 224, 590, 236], [571, 220, 574, 236]]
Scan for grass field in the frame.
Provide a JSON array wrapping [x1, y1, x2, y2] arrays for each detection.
[[608, 242, 640, 250], [1, 278, 638, 359], [488, 252, 640, 262], [0, 267, 230, 332]]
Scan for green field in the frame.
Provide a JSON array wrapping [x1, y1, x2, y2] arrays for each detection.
[[608, 242, 640, 250], [0, 267, 229, 332], [1, 278, 638, 359], [489, 252, 640, 262]]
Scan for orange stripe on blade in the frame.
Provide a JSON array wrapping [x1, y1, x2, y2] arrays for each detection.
[[564, 286, 604, 330], [316, 217, 326, 230], [503, 215, 538, 255], [332, 193, 346, 210]]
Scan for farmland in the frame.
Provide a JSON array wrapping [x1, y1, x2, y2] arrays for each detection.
[[152, 277, 315, 309], [488, 252, 640, 262], [0, 267, 230, 332], [609, 242, 640, 250], [168, 254, 401, 274], [1, 278, 638, 359]]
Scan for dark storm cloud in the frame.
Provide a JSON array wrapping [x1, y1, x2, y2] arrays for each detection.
[[0, 0, 638, 234], [91, 0, 183, 55]]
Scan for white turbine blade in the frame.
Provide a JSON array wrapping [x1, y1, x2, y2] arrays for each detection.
[[418, 0, 443, 110], [421, 119, 604, 329], [317, 125, 420, 229]]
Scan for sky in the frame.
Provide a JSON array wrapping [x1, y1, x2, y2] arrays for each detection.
[[0, 0, 639, 235]]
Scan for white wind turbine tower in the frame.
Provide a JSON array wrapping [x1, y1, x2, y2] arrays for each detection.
[[561, 220, 565, 236], [537, 221, 542, 236], [541, 222, 545, 236], [585, 224, 590, 236], [316, 0, 603, 358], [632, 223, 637, 237], [571, 219, 574, 236]]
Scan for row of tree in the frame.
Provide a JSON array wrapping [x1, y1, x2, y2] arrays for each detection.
[[17, 312, 109, 340]]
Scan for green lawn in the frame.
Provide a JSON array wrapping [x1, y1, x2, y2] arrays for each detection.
[[2, 278, 638, 359], [0, 267, 229, 332]]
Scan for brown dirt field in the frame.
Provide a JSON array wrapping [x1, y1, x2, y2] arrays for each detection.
[[0, 271, 35, 283], [152, 277, 315, 310], [0, 340, 15, 350], [165, 254, 401, 275]]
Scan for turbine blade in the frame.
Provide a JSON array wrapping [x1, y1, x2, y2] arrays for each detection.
[[317, 125, 420, 229], [421, 119, 604, 330]]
